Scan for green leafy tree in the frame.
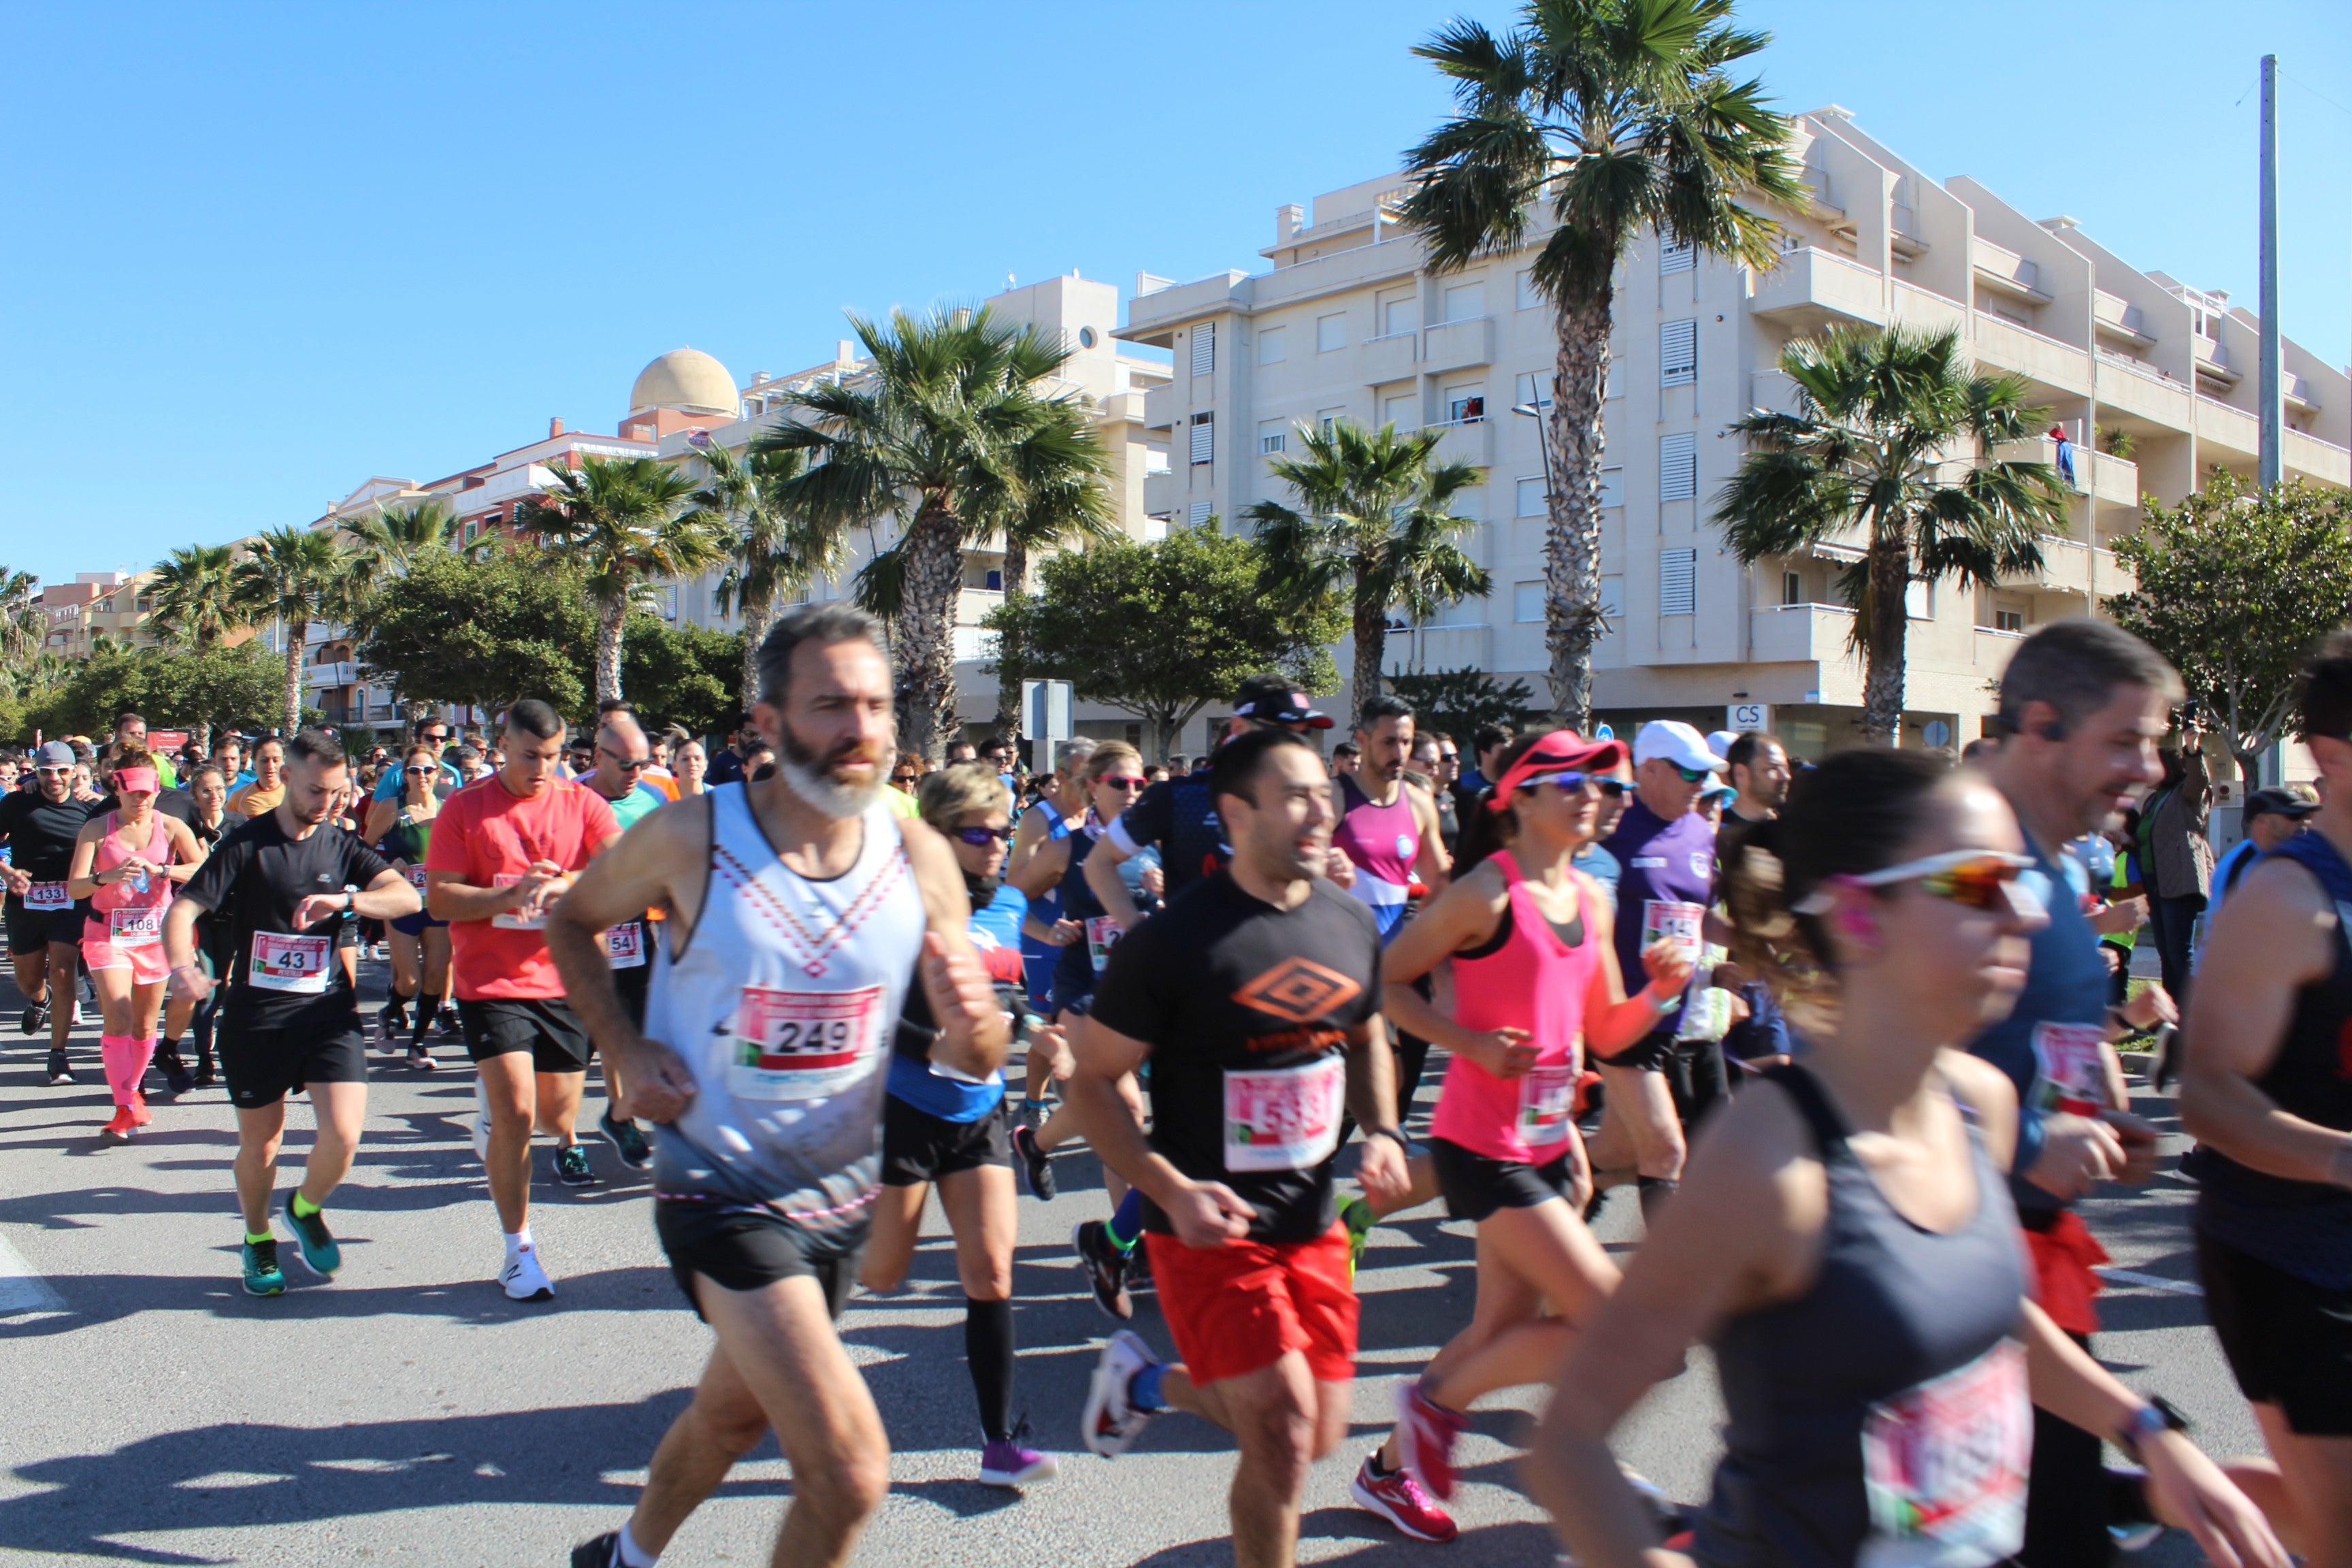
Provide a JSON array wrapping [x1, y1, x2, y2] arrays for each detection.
[[757, 307, 1115, 762], [989, 394, 1125, 747], [231, 525, 357, 736], [148, 544, 245, 650], [2106, 473, 2352, 781], [1245, 419, 1490, 723], [691, 441, 841, 711], [24, 640, 299, 741], [620, 614, 745, 740], [0, 567, 41, 672], [1386, 666, 1546, 743], [1401, 0, 1806, 728], [1714, 325, 2067, 744], [985, 525, 1343, 760], [516, 454, 724, 704], [351, 549, 596, 719]]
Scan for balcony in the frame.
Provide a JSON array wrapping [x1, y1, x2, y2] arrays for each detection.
[[1970, 312, 2091, 395], [2093, 291, 2156, 348], [1382, 623, 1492, 677], [1422, 317, 1494, 375], [306, 661, 357, 689], [1748, 247, 1885, 329], [1142, 470, 1181, 517], [1360, 330, 1417, 384], [1424, 418, 1494, 468], [1098, 390, 1150, 426], [1748, 369, 1805, 418], [1748, 602, 1855, 664], [1141, 383, 1181, 431], [1990, 436, 2087, 495], [2195, 336, 2239, 387], [1972, 239, 2050, 304]]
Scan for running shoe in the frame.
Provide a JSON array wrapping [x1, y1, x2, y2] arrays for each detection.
[[19, 1001, 47, 1036], [99, 1106, 137, 1143], [192, 1049, 217, 1088], [70, 998, 84, 1027], [1011, 1122, 1056, 1200], [406, 1045, 436, 1072], [128, 1092, 152, 1128], [1125, 1239, 1152, 1291], [1620, 1462, 1694, 1539], [242, 1237, 287, 1296], [1392, 1379, 1469, 1500], [1342, 1195, 1375, 1282], [979, 1422, 1060, 1487], [570, 1532, 619, 1568], [158, 1045, 195, 1094], [555, 1144, 595, 1186], [46, 1051, 73, 1087], [598, 1109, 653, 1170], [376, 1002, 408, 1051], [501, 1246, 555, 1301], [1072, 1220, 1132, 1320], [1351, 1454, 1457, 1542], [287, 1202, 341, 1275], [1081, 1330, 1160, 1457], [2149, 1024, 2180, 1094], [1582, 1185, 1613, 1226]]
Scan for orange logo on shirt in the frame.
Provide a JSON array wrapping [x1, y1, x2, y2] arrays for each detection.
[[1232, 957, 1360, 1024]]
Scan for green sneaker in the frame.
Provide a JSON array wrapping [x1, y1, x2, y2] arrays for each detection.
[[286, 1200, 340, 1276], [1343, 1196, 1375, 1283], [555, 1143, 595, 1187], [242, 1237, 287, 1296]]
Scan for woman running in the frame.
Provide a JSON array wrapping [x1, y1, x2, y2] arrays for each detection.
[[155, 763, 233, 1092], [670, 739, 708, 797], [375, 742, 448, 1069], [1526, 748, 2285, 1568], [67, 752, 205, 1140], [860, 762, 1062, 1489], [1353, 731, 1691, 1543]]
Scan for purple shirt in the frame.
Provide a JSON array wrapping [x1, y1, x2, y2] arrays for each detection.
[[1601, 799, 1717, 1036]]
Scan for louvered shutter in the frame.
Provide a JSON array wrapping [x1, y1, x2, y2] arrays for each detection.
[[1659, 549, 1697, 616]]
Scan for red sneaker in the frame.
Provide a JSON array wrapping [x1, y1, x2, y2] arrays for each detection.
[[1351, 1454, 1457, 1542], [129, 1092, 152, 1128], [100, 1106, 137, 1141], [1392, 1380, 1470, 1500]]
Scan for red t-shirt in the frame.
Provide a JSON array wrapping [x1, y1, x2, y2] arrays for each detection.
[[425, 775, 621, 1001]]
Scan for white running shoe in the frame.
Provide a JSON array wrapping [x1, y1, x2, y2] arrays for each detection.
[[1081, 1329, 1160, 1457], [500, 1245, 554, 1301], [472, 1077, 491, 1162]]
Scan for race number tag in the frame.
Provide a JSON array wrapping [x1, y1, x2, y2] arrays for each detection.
[[490, 872, 546, 930], [1085, 915, 1123, 974], [108, 905, 165, 948], [1222, 1054, 1346, 1173], [1641, 900, 1705, 962], [1859, 1338, 2029, 1567], [604, 922, 646, 970], [728, 984, 884, 1101], [249, 932, 333, 994], [24, 880, 70, 911], [1518, 1062, 1577, 1147], [2030, 1022, 2107, 1116], [405, 864, 429, 892]]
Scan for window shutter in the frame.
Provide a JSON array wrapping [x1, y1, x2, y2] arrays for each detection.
[[1659, 434, 1697, 500], [1190, 412, 1214, 466], [1659, 549, 1697, 616], [1188, 501, 1213, 525], [1659, 319, 1698, 386], [1659, 233, 1696, 274], [1190, 323, 1215, 377]]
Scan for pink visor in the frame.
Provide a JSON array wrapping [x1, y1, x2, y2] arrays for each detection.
[[1488, 730, 1629, 810], [114, 767, 159, 795]]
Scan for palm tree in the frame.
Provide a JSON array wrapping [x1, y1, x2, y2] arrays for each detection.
[[231, 526, 357, 736], [148, 543, 244, 649], [1714, 324, 2068, 744], [1401, 0, 1806, 728], [756, 307, 1113, 763], [0, 566, 40, 672], [990, 393, 1124, 744], [341, 499, 470, 572], [1245, 419, 1492, 719], [693, 441, 841, 711], [516, 454, 723, 704]]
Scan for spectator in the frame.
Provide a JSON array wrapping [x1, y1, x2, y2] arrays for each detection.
[[2136, 723, 2214, 1000], [1330, 740, 1361, 777], [705, 713, 756, 785], [2208, 785, 2317, 924]]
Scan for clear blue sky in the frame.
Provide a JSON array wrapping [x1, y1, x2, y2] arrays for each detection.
[[3, 1, 2344, 585]]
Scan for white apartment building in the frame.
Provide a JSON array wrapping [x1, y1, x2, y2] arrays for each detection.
[[1120, 105, 2351, 760]]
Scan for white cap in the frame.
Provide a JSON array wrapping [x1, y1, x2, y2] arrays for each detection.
[[1633, 720, 1727, 773], [1706, 730, 1741, 760]]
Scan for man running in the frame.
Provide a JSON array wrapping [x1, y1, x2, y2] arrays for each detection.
[[578, 710, 666, 1169], [2, 742, 99, 1083], [1073, 727, 1411, 1568], [1332, 696, 1450, 944], [1007, 736, 1094, 1026], [549, 604, 1007, 1568], [2181, 631, 2352, 1565], [163, 730, 419, 1296], [425, 699, 621, 1301]]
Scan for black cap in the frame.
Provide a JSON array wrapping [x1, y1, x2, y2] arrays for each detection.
[[1232, 673, 1333, 730], [2244, 786, 2319, 821]]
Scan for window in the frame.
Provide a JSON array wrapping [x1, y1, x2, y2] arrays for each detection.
[[1257, 327, 1286, 365], [1189, 501, 1213, 525], [1599, 575, 1624, 621], [1513, 372, 1553, 412], [1442, 281, 1486, 322], [1995, 608, 2025, 632], [1258, 420, 1288, 455], [1079, 326, 1098, 348], [1445, 385, 1485, 423], [1190, 323, 1215, 378], [1516, 477, 1548, 517], [1144, 448, 1171, 475], [1599, 466, 1623, 508], [1514, 581, 1546, 622], [1659, 433, 1697, 501], [1660, 548, 1698, 616], [1783, 571, 1803, 606], [1660, 318, 1698, 386], [1317, 312, 1347, 352], [1378, 290, 1416, 338], [1316, 406, 1347, 436], [1190, 411, 1214, 466], [984, 569, 1004, 591], [1382, 393, 1418, 429], [1905, 578, 1931, 620], [1515, 269, 1543, 310], [1659, 233, 1696, 274]]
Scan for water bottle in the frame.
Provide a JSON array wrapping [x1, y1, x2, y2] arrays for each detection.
[[129, 864, 149, 896]]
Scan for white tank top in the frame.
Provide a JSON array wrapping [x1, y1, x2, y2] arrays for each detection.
[[646, 784, 925, 1228]]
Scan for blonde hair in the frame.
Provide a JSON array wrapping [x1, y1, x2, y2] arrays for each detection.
[[918, 762, 1013, 832], [1083, 742, 1143, 783]]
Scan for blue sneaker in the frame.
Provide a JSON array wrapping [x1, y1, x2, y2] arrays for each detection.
[[285, 1200, 340, 1275], [242, 1237, 287, 1296]]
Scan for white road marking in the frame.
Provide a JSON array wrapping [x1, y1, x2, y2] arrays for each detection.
[[2098, 1266, 2204, 1297], [0, 1230, 65, 1313]]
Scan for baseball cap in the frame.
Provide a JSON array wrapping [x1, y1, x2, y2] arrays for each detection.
[[1632, 720, 1727, 773], [1232, 674, 1333, 730], [35, 741, 76, 770], [1488, 730, 1630, 808], [2244, 785, 2319, 821], [1706, 730, 1741, 761]]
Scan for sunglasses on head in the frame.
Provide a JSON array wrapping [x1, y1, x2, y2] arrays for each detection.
[[1794, 850, 2038, 915], [953, 825, 1014, 845]]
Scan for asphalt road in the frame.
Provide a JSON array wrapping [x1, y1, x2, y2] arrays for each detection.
[[0, 957, 2260, 1567]]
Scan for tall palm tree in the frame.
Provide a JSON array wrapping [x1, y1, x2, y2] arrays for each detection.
[[1245, 419, 1492, 719], [693, 441, 841, 711], [148, 543, 244, 649], [756, 307, 1113, 763], [341, 499, 470, 572], [1714, 324, 2068, 744], [990, 393, 1124, 745], [232, 526, 357, 736], [1401, 0, 1806, 728], [0, 566, 41, 673], [516, 453, 722, 704]]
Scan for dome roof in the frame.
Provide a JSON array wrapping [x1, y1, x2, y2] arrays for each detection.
[[629, 348, 739, 416]]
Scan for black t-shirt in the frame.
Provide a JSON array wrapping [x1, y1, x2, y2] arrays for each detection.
[[1113, 776, 1230, 899], [179, 812, 393, 1028], [1090, 870, 1381, 1243], [0, 789, 98, 888]]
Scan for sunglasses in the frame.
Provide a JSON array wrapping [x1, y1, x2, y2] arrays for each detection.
[[404, 765, 435, 775], [1522, 770, 1625, 798], [1097, 775, 1148, 792], [1668, 762, 1714, 784], [1795, 851, 2039, 915], [598, 750, 651, 772], [953, 825, 1014, 845]]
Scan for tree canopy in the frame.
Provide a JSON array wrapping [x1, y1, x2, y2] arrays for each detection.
[[1385, 666, 1546, 745], [350, 549, 597, 719], [620, 614, 743, 739], [22, 638, 302, 741]]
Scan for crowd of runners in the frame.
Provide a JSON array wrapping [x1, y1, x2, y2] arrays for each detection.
[[5, 606, 2351, 1568]]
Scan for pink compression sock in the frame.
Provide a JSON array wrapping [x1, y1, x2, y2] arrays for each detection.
[[101, 1035, 148, 1107]]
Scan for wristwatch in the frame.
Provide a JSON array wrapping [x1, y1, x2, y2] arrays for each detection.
[[2114, 1396, 2189, 1461]]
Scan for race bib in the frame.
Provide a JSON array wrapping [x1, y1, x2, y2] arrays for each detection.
[[1222, 1054, 1347, 1173], [1518, 1062, 1576, 1147], [1860, 1339, 2029, 1567], [1085, 915, 1123, 974], [604, 921, 646, 970], [728, 984, 884, 1101], [108, 905, 165, 948], [405, 864, 429, 892], [24, 880, 70, 911], [2030, 1022, 2106, 1116], [1641, 899, 1705, 962], [249, 932, 332, 994], [490, 871, 546, 930]]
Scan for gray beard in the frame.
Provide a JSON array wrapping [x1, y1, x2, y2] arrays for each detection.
[[779, 759, 882, 819]]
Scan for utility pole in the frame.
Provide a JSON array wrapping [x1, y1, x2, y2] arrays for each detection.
[[2257, 53, 2282, 490]]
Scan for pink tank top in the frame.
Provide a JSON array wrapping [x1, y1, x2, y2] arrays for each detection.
[[86, 812, 173, 943], [1429, 850, 1601, 1163], [1333, 774, 1420, 938]]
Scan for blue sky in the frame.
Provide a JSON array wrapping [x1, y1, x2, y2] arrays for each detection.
[[3, 0, 2345, 585]]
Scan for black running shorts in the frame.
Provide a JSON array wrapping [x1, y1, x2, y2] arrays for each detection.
[[459, 997, 591, 1073], [880, 1094, 1011, 1187], [654, 1198, 865, 1322], [5, 900, 82, 956], [2199, 1230, 2352, 1436], [220, 1019, 369, 1109], [1430, 1135, 1578, 1224]]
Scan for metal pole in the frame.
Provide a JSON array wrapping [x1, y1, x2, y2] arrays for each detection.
[[2258, 54, 2282, 490]]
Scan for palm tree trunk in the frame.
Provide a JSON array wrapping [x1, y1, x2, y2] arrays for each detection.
[[740, 598, 774, 713], [281, 627, 304, 737], [1352, 570, 1388, 726], [1542, 291, 1616, 732], [595, 598, 627, 704], [898, 503, 966, 764], [1861, 540, 1909, 745], [992, 536, 1029, 747]]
